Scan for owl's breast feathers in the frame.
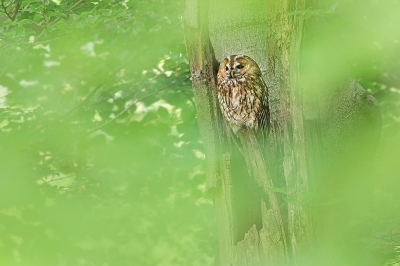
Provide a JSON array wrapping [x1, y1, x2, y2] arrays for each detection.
[[217, 75, 269, 134]]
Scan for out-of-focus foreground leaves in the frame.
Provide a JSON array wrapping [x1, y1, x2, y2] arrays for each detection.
[[0, 0, 215, 265], [300, 1, 400, 263], [301, 1, 400, 264], [342, 3, 400, 264]]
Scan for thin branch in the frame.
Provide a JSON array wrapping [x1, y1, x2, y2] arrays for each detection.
[[0, 0, 85, 78], [61, 49, 151, 118], [35, 0, 85, 42], [44, 173, 76, 184], [62, 84, 104, 116], [11, 2, 20, 20], [1, 0, 13, 21], [82, 76, 190, 137], [1, 1, 20, 21], [61, 67, 124, 118], [65, 0, 85, 13]]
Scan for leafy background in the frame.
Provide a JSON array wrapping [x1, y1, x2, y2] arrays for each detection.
[[0, 0, 399, 265], [1, 0, 216, 265]]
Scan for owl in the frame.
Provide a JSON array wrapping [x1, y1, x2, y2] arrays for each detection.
[[217, 55, 269, 134]]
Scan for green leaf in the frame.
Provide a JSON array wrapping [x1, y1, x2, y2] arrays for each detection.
[[1, 20, 17, 27], [46, 11, 67, 18], [0, 119, 9, 129], [18, 19, 33, 27]]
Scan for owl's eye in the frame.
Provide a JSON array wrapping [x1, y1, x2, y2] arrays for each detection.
[[225, 66, 229, 71], [237, 64, 244, 69]]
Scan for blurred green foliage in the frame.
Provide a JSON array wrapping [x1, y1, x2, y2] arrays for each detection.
[[0, 0, 215, 265], [1, 0, 400, 265], [299, 1, 400, 264], [301, 2, 400, 264]]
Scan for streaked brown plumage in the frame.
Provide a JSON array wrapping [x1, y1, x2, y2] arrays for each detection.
[[217, 55, 269, 134]]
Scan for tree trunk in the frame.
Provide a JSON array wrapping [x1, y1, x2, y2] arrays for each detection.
[[183, 0, 381, 265]]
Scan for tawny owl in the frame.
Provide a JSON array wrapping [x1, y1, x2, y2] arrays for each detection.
[[217, 55, 269, 134]]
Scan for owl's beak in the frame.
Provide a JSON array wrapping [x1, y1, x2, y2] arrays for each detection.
[[230, 69, 236, 78]]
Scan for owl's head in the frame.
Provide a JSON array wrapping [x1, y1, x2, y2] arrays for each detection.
[[217, 55, 261, 80]]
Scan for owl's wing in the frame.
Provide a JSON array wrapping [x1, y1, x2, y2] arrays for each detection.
[[258, 77, 270, 131]]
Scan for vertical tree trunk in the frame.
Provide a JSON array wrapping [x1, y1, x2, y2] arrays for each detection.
[[183, 0, 381, 265]]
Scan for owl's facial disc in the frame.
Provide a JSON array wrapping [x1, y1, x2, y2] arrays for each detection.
[[225, 62, 245, 78], [225, 64, 234, 78], [232, 62, 245, 78]]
